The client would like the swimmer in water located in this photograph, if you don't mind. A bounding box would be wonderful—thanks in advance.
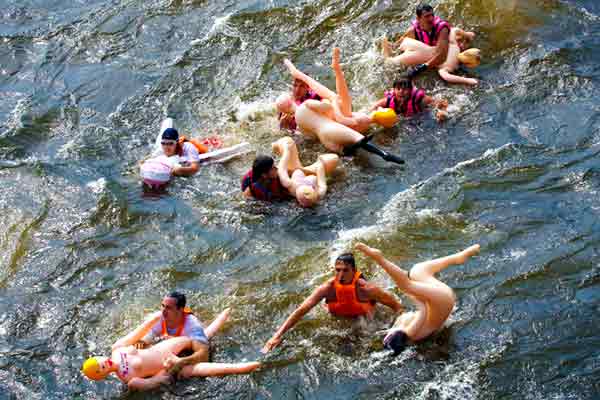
[279,47,385,133]
[241,155,292,202]
[370,76,449,122]
[271,136,339,207]
[354,242,480,355]
[384,4,452,78]
[276,50,404,164]
[262,252,404,353]
[157,128,203,176]
[82,294,260,391]
[382,27,480,86]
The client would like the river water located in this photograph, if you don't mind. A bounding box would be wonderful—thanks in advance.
[1,0,599,399]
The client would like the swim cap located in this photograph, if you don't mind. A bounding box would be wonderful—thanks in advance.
[384,330,408,356]
[82,357,108,381]
[162,127,179,141]
[371,108,397,128]
[457,48,481,68]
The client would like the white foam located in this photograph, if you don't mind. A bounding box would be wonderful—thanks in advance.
[510,249,527,259]
[330,144,516,259]
[416,362,480,400]
[235,98,276,121]
[1,96,30,138]
[86,177,107,194]
[191,13,235,44]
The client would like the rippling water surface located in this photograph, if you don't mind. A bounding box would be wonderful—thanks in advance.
[1,0,599,399]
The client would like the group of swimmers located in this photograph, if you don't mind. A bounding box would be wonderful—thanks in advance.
[83,243,481,391]
[240,4,480,208]
[89,3,483,392]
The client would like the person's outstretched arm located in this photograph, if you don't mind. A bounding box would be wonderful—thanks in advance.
[112,311,162,351]
[172,161,199,176]
[363,283,404,313]
[172,144,201,176]
[370,97,388,112]
[423,95,449,121]
[262,284,329,353]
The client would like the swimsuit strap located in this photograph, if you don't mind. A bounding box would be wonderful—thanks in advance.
[118,352,130,379]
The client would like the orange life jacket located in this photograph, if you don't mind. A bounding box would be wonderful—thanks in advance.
[161,307,193,338]
[327,271,375,317]
[177,136,209,155]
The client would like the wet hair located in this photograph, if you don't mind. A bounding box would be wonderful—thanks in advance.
[416,4,434,17]
[393,77,413,89]
[252,156,275,179]
[335,253,356,270]
[162,127,179,141]
[385,330,409,356]
[167,291,186,309]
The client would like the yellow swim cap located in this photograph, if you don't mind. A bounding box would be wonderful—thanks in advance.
[457,48,481,68]
[82,357,107,381]
[371,108,397,128]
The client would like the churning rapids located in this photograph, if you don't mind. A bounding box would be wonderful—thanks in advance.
[1,0,599,399]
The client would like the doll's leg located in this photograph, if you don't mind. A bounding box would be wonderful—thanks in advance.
[409,244,480,283]
[204,308,231,340]
[180,361,261,378]
[302,153,339,176]
[272,136,304,172]
[331,47,353,117]
[438,69,478,86]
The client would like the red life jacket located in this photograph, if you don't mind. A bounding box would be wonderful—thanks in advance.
[176,136,208,157]
[386,88,425,117]
[327,271,375,318]
[411,16,451,46]
[241,169,288,201]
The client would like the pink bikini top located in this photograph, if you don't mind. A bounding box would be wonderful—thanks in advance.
[293,173,317,190]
